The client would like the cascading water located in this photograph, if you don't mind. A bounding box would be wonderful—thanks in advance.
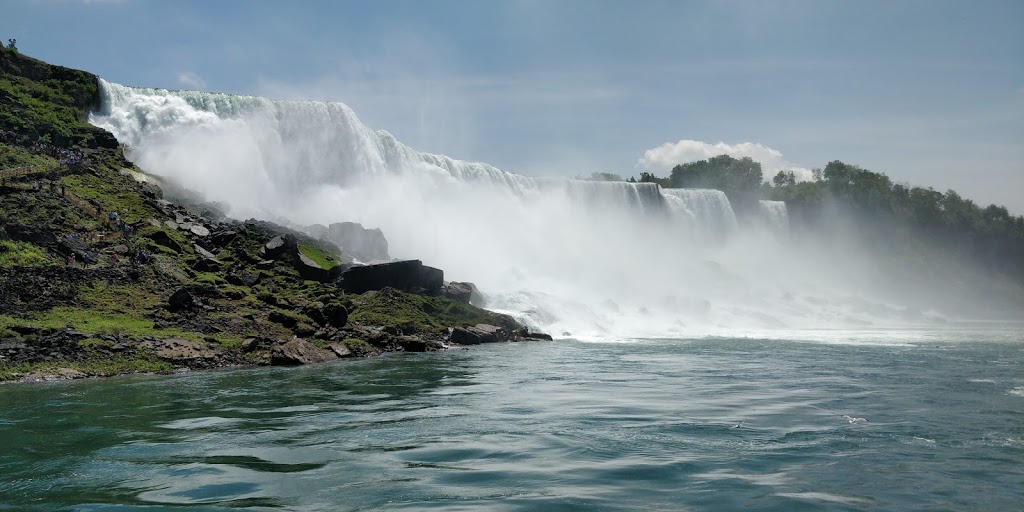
[90,80,968,336]
[758,200,789,232]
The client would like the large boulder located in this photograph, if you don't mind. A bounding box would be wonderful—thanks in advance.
[296,253,331,282]
[325,222,389,262]
[262,234,297,259]
[339,260,443,295]
[450,324,510,345]
[4,224,57,245]
[143,230,183,253]
[167,288,199,312]
[270,338,337,366]
[441,281,487,307]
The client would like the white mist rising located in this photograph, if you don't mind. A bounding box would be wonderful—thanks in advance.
[89,80,1002,338]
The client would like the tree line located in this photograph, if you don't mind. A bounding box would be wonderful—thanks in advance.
[580,155,1024,282]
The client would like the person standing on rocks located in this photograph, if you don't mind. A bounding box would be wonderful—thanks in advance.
[69,253,76,269]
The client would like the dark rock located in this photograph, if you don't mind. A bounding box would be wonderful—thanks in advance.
[4,224,57,245]
[140,181,163,199]
[210,230,237,248]
[339,260,443,295]
[516,327,553,341]
[325,222,390,262]
[449,323,509,345]
[167,288,199,312]
[303,303,327,326]
[262,234,297,259]
[240,337,275,352]
[268,310,299,328]
[255,259,275,270]
[441,281,486,306]
[296,253,331,282]
[144,230,183,253]
[191,258,221,272]
[270,338,337,366]
[322,302,348,328]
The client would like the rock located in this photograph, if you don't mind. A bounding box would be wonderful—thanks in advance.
[240,337,275,352]
[147,338,217,360]
[227,270,261,287]
[325,222,390,262]
[140,181,163,199]
[270,338,337,366]
[441,281,486,306]
[111,244,129,254]
[296,253,331,282]
[4,223,57,245]
[268,310,299,328]
[167,288,199,312]
[256,260,275,270]
[450,323,509,345]
[193,244,218,260]
[191,257,221,272]
[143,230,183,253]
[322,302,348,328]
[327,342,352,358]
[262,234,297,259]
[189,224,210,237]
[210,230,237,248]
[516,327,553,341]
[163,220,178,230]
[339,260,443,295]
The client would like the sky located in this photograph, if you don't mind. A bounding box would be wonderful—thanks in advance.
[5,0,1023,212]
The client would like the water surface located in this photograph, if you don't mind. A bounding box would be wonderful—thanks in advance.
[2,332,1022,511]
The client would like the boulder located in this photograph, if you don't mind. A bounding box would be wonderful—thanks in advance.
[270,338,337,366]
[167,288,199,312]
[325,222,390,262]
[210,230,237,248]
[143,230,183,253]
[449,323,510,345]
[322,302,348,328]
[441,281,486,306]
[339,260,443,295]
[189,224,210,237]
[262,234,298,259]
[296,253,331,282]
[327,342,352,358]
[140,181,163,199]
[4,224,57,245]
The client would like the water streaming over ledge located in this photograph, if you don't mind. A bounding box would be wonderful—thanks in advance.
[93,80,1011,337]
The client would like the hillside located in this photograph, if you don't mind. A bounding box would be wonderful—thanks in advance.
[0,47,545,383]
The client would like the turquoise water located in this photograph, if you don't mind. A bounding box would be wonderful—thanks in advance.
[1,333,1022,511]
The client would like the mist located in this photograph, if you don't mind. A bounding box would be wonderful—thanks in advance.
[89,80,1021,339]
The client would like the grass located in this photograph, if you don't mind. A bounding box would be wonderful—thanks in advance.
[0,356,173,381]
[61,173,163,225]
[298,242,339,269]
[0,143,57,170]
[0,308,203,341]
[0,239,50,267]
[347,289,518,335]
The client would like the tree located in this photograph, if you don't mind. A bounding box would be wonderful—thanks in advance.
[772,170,796,187]
[669,155,763,192]
[6,39,15,50]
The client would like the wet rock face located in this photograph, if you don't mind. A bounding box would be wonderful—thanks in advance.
[339,260,443,295]
[449,324,510,345]
[441,281,486,307]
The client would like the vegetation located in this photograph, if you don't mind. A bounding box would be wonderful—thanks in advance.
[0,239,49,267]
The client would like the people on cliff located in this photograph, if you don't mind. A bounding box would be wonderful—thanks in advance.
[68,253,76,269]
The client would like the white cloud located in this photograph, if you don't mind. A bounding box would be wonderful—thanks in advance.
[638,139,813,182]
[176,71,207,90]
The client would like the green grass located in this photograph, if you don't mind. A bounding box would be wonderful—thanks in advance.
[347,289,518,334]
[0,356,173,382]
[298,243,339,269]
[0,307,203,341]
[61,173,162,225]
[0,143,57,170]
[0,239,50,267]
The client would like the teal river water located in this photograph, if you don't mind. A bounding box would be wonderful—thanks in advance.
[1,332,1022,511]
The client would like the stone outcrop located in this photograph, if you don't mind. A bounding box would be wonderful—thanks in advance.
[449,324,511,345]
[4,223,57,245]
[270,338,337,366]
[441,281,486,306]
[339,259,443,295]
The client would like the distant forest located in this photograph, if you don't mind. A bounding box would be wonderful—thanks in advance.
[586,155,1024,284]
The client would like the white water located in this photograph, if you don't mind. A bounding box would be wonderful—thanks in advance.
[758,200,789,233]
[90,80,994,337]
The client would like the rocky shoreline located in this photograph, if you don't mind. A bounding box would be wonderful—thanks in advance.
[0,47,551,384]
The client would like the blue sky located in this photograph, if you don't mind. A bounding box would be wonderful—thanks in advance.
[5,0,1023,212]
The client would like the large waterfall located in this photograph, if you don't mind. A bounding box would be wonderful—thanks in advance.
[90,80,960,336]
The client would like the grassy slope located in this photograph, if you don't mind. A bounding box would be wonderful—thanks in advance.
[0,47,520,381]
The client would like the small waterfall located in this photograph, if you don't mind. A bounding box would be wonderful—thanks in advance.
[759,200,790,231]
[661,188,739,237]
